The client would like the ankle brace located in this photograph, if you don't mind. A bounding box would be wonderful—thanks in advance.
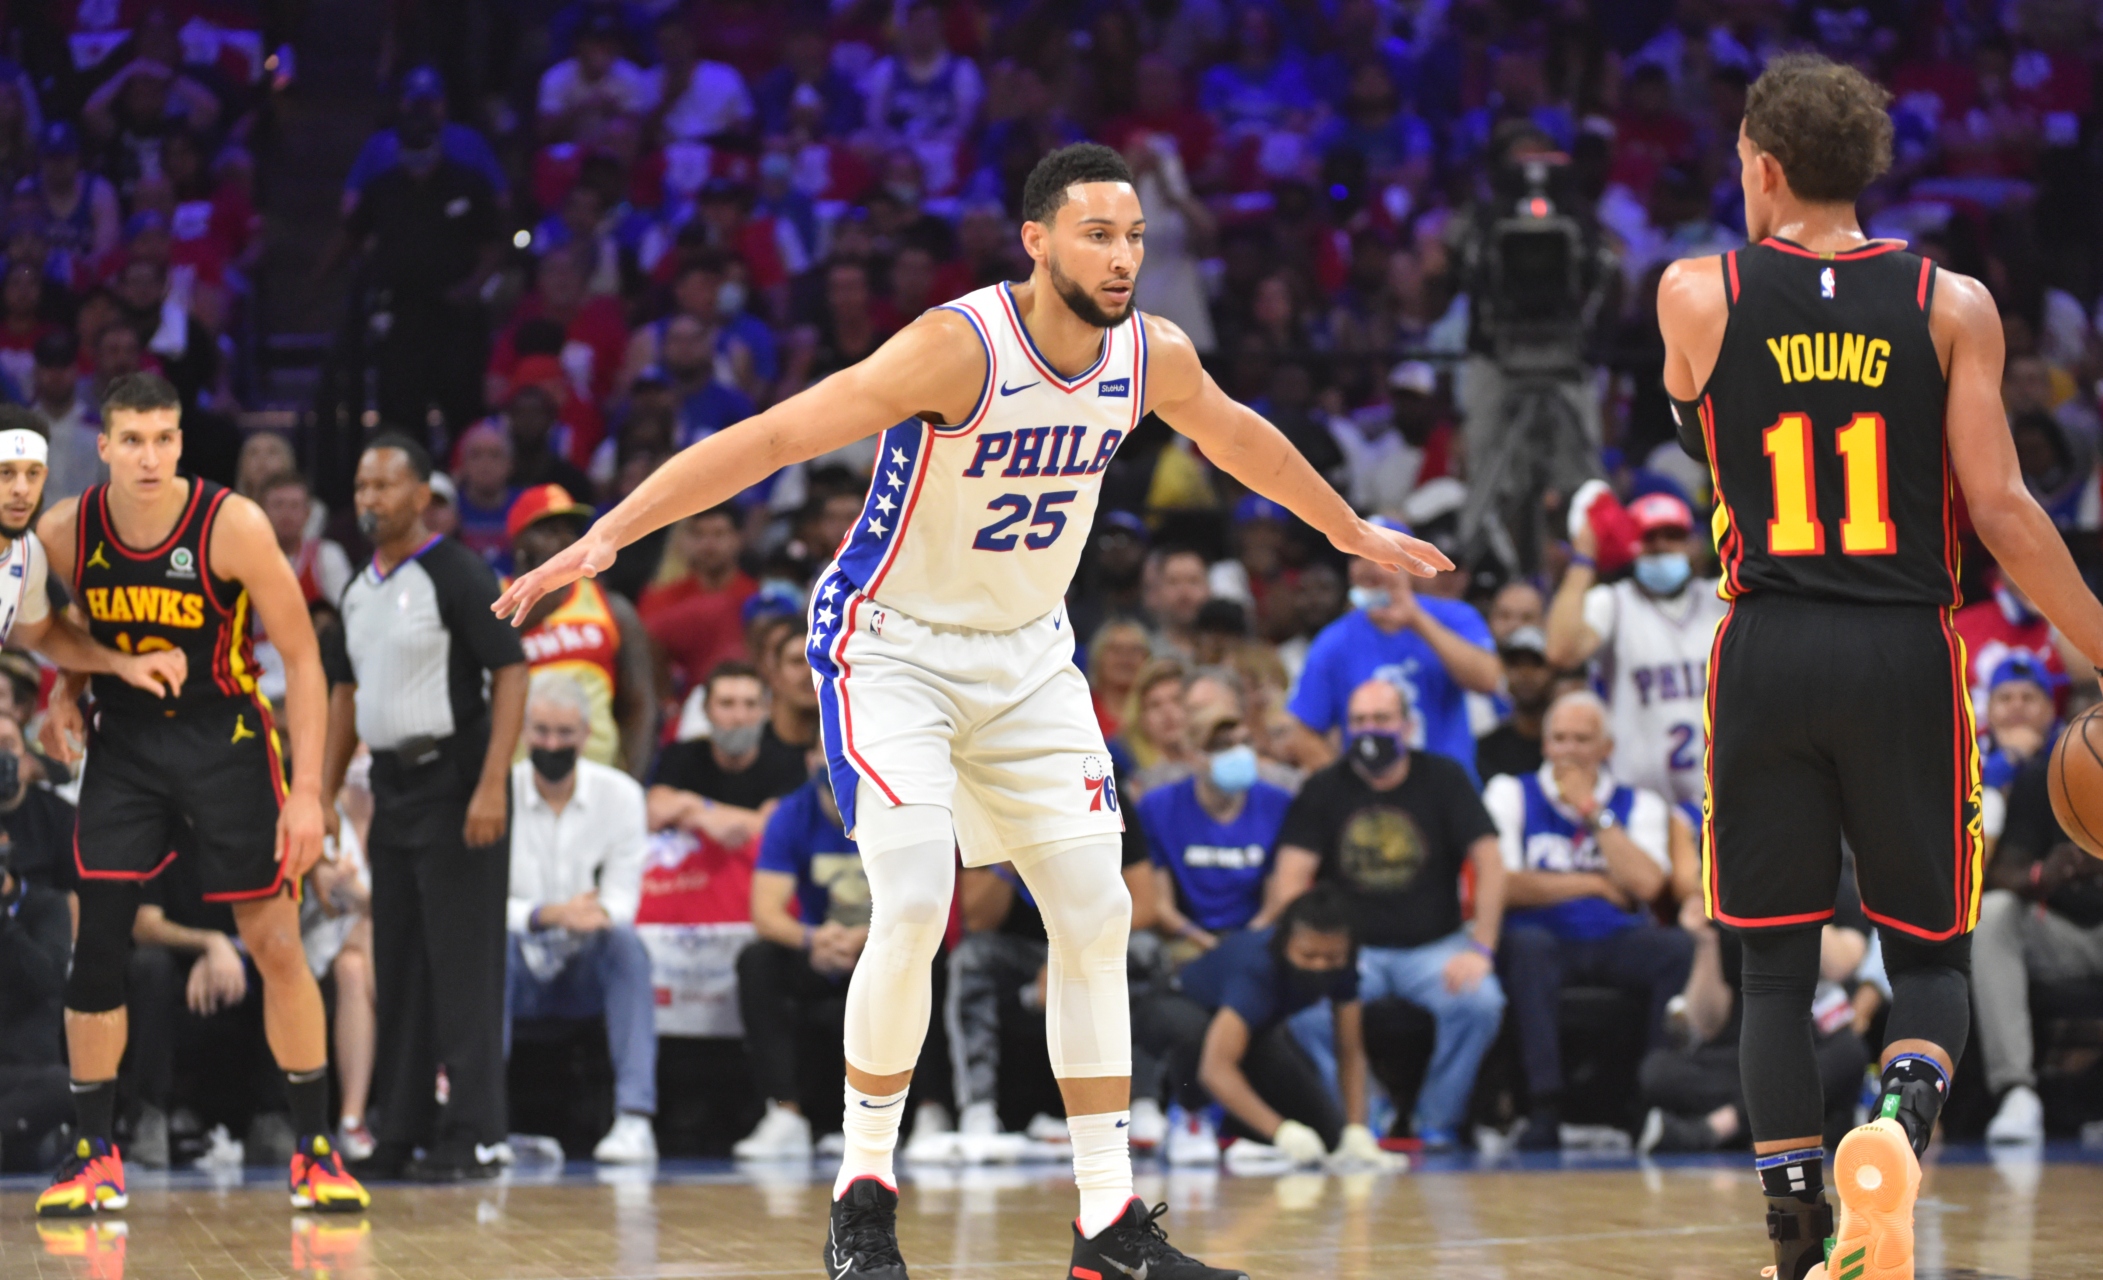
[1877,1053,1949,1156]
[1764,1195,1835,1280]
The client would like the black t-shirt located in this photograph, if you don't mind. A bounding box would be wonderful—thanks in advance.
[650,723,809,810]
[1276,752,1496,949]
[1475,722,1543,785]
[1998,753,2103,928]
[1,786,79,894]
[345,160,499,299]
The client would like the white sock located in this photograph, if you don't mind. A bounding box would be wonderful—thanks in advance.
[1069,1110,1135,1238]
[833,1084,909,1198]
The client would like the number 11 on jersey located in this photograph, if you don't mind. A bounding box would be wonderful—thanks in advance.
[1762,411,1897,557]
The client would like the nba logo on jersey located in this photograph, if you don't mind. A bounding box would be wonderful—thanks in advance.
[1081,755,1118,813]
[1820,267,1836,299]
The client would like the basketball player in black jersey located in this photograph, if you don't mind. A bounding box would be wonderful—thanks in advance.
[1658,55,2103,1280]
[32,374,370,1217]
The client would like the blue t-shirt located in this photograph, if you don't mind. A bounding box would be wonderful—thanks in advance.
[1177,928,1359,1036]
[1287,598,1496,786]
[755,781,869,927]
[1139,777,1293,933]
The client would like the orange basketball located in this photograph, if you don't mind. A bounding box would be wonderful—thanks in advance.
[2048,703,2103,858]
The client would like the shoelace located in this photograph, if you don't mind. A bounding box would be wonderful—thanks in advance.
[839,1197,904,1265]
[1108,1203,1196,1264]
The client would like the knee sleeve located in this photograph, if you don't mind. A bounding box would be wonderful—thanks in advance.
[1015,841,1132,1078]
[1736,926,1824,1144]
[843,816,955,1076]
[1877,927,1971,1068]
[65,882,143,1014]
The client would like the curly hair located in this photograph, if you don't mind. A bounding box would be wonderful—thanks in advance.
[1020,142,1135,226]
[1742,53,1893,204]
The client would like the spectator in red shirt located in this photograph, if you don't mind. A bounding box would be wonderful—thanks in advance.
[640,504,758,695]
[488,244,630,409]
[1954,565,2075,720]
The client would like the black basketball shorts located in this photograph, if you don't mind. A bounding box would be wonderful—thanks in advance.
[1702,593,1984,941]
[74,697,289,901]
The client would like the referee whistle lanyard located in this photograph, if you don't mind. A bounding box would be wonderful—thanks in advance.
[367,533,445,583]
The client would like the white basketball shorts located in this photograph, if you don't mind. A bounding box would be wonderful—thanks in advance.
[805,563,1126,866]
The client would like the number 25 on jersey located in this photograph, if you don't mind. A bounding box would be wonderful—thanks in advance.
[1761,412,1897,556]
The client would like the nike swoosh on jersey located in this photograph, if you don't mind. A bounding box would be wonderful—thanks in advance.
[999,380,1039,396]
[859,1098,904,1109]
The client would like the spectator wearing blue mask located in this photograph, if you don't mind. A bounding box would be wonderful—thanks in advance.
[1285,520,1502,785]
[1266,678,1507,1149]
[1141,687,1295,952]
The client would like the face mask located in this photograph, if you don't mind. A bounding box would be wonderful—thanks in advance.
[714,720,763,756]
[1348,730,1404,775]
[759,153,792,183]
[356,510,382,539]
[716,280,747,316]
[1206,743,1258,793]
[1282,961,1341,1002]
[529,746,577,782]
[1348,585,1391,613]
[1633,552,1692,596]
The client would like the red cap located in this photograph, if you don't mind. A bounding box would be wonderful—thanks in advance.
[510,355,567,398]
[507,483,595,542]
[1628,492,1693,535]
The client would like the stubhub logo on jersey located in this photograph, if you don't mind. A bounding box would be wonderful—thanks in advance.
[1097,376,1130,398]
[963,426,1125,479]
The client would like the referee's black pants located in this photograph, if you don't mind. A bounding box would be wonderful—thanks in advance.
[368,731,510,1152]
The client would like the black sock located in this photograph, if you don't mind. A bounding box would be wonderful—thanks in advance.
[71,1079,117,1143]
[1876,1053,1949,1156]
[287,1067,331,1142]
[1756,1146,1826,1203]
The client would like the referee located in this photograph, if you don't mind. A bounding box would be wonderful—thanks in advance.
[321,432,528,1180]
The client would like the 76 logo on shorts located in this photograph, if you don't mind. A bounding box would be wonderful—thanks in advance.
[1081,755,1118,814]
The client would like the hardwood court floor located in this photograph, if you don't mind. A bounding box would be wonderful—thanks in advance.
[4,1147,2099,1280]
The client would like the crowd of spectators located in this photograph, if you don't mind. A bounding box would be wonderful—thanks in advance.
[8,0,2103,1173]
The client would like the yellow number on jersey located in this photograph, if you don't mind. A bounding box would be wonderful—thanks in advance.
[1761,411,1896,557]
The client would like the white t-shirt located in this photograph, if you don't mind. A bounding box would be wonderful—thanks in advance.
[645,60,754,140]
[1581,578,1727,805]
[538,57,658,120]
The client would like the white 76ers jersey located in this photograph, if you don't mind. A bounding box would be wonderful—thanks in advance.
[0,532,50,643]
[1584,578,1725,805]
[830,283,1149,632]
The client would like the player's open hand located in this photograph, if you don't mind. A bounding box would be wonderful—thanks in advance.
[493,527,619,625]
[277,791,327,881]
[1331,518,1453,578]
[114,648,187,698]
[464,777,508,847]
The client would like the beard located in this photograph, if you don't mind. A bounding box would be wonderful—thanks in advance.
[0,509,35,541]
[1048,252,1131,329]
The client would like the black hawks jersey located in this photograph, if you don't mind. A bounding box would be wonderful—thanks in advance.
[1684,238,1958,606]
[73,478,260,716]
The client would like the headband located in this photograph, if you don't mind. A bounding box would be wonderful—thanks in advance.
[0,429,47,465]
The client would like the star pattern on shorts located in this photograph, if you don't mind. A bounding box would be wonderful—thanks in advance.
[874,493,897,515]
[820,581,839,601]
[884,470,904,490]
[867,517,889,538]
[890,447,910,468]
[815,606,836,627]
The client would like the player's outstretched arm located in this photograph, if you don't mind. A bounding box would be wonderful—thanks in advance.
[495,309,989,622]
[1940,270,2103,669]
[210,493,330,878]
[15,499,187,697]
[1142,313,1450,577]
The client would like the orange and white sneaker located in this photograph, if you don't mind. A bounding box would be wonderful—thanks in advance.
[36,1137,127,1218]
[1827,1119,1921,1280]
[289,1134,371,1213]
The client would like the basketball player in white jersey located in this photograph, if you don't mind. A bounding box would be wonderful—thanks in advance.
[1544,491,1726,805]
[498,145,1447,1280]
[0,409,190,714]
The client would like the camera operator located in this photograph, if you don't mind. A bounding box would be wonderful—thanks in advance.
[1447,121,1616,571]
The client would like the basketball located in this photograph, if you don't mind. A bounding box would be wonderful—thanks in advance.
[2048,704,2103,858]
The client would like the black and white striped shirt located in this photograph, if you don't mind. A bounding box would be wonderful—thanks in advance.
[322,535,525,751]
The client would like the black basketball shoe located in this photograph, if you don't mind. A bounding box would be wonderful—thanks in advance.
[824,1177,908,1279]
[1069,1198,1247,1280]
